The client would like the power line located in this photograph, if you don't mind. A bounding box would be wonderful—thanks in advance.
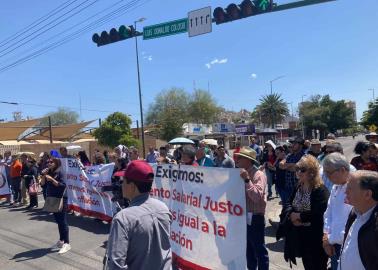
[0,0,78,47]
[0,0,100,59]
[0,0,150,73]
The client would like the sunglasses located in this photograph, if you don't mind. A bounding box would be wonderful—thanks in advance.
[296,167,307,173]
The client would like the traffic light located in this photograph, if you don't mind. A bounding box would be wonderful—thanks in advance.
[213,0,275,25]
[92,25,138,47]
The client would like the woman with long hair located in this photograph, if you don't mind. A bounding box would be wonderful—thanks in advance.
[40,158,70,254]
[278,155,330,269]
[350,141,378,171]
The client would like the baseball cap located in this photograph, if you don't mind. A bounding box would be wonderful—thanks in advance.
[113,160,154,183]
[289,137,305,145]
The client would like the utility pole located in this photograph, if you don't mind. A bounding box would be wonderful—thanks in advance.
[48,116,53,143]
[368,88,375,100]
[300,95,306,139]
[135,18,146,158]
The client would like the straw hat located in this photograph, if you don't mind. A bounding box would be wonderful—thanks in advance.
[234,147,258,163]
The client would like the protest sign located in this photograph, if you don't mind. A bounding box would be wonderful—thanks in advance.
[0,165,11,198]
[62,158,114,221]
[151,164,247,270]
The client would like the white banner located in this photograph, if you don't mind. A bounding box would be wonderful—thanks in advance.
[61,159,114,221]
[151,164,247,270]
[0,165,11,198]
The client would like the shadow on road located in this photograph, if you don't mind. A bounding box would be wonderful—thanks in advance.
[266,238,285,253]
[11,248,52,262]
[26,209,110,235]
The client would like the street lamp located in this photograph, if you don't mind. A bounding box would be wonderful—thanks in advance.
[368,88,375,100]
[134,17,146,158]
[270,75,285,95]
[300,95,307,139]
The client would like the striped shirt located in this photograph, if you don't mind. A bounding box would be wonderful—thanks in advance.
[245,167,267,215]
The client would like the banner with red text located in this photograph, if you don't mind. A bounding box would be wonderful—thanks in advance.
[0,165,11,198]
[62,159,114,221]
[151,164,247,270]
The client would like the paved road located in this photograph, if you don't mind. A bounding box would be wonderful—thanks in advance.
[0,135,362,270]
[0,198,108,270]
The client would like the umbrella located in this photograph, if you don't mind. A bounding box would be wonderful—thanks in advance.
[200,139,218,146]
[168,137,195,145]
[16,151,35,156]
[66,145,82,154]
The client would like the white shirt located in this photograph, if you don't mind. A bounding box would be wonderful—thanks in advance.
[323,183,353,245]
[338,206,376,270]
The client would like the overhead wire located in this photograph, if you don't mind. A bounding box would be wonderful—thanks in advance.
[1,0,129,64]
[0,0,150,73]
[0,0,79,48]
[0,0,100,59]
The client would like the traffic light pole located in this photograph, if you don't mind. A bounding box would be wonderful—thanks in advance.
[134,21,146,159]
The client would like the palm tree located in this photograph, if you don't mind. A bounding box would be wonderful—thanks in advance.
[258,93,289,128]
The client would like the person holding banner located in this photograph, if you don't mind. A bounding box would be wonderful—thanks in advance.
[106,160,172,270]
[10,154,22,206]
[235,147,269,270]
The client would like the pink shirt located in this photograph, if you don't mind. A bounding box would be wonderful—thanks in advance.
[245,167,267,215]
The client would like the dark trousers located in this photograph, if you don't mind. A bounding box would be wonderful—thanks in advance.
[11,177,21,203]
[299,228,328,270]
[247,215,269,270]
[25,177,38,207]
[53,204,69,244]
[330,244,341,270]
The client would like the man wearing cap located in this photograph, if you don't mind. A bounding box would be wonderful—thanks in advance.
[308,139,322,158]
[235,147,269,270]
[214,145,235,168]
[106,160,172,270]
[279,137,305,205]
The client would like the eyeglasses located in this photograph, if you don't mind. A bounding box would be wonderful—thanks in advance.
[296,167,307,173]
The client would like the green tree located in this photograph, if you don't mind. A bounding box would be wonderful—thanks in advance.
[187,89,220,124]
[256,93,289,128]
[361,98,378,128]
[145,88,189,141]
[93,112,139,148]
[40,107,79,126]
[299,95,354,137]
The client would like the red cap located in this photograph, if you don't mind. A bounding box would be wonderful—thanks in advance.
[113,160,154,183]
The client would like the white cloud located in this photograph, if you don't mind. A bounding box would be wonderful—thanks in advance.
[206,58,228,69]
[250,73,257,79]
[143,55,153,61]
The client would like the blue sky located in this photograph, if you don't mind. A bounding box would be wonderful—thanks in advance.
[0,0,377,127]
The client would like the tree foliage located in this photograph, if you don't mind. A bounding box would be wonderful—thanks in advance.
[93,112,139,148]
[299,95,354,136]
[145,88,220,141]
[361,98,378,128]
[187,90,220,124]
[40,107,79,126]
[252,93,289,128]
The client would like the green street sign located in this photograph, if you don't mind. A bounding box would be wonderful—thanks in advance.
[143,18,188,40]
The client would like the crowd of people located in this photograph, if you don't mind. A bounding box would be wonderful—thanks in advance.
[0,132,377,269]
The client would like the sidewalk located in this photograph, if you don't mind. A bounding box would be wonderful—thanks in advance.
[265,197,304,270]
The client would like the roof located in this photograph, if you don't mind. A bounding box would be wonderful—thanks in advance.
[26,120,95,141]
[0,119,41,140]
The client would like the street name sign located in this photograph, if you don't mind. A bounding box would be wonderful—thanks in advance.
[143,18,188,40]
[188,7,212,37]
